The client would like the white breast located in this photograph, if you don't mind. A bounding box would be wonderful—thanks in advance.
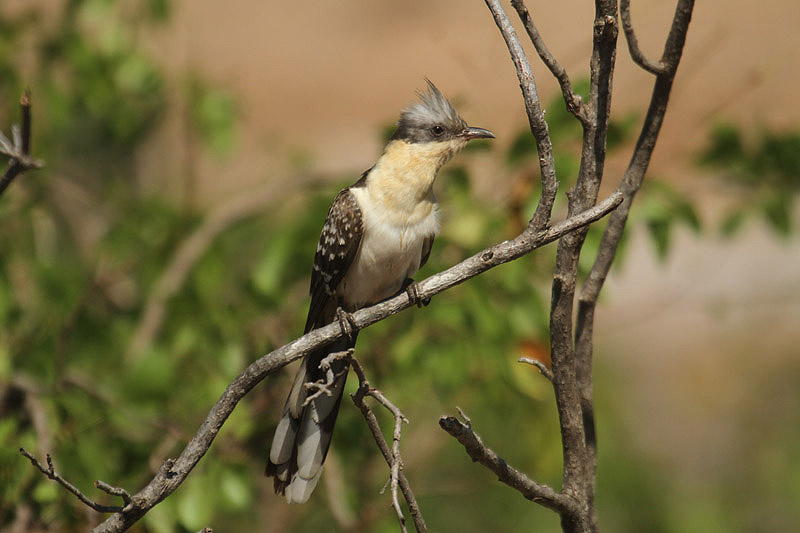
[339,185,439,309]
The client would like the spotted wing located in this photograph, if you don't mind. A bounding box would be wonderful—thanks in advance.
[304,187,364,333]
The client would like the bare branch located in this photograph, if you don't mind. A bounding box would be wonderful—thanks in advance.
[620,0,668,75]
[544,6,619,525]
[510,0,590,124]
[350,357,418,533]
[484,0,558,231]
[0,91,44,197]
[518,357,554,383]
[438,410,575,514]
[582,0,695,309]
[94,481,132,506]
[302,349,353,407]
[19,449,124,513]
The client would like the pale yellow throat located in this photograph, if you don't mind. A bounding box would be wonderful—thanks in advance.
[367,138,466,219]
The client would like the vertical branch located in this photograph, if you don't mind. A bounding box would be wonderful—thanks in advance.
[575,1,694,530]
[548,5,618,531]
[484,0,558,231]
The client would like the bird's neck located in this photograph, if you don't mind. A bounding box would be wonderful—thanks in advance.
[366,139,464,214]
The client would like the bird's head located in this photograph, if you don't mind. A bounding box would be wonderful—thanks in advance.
[390,79,495,153]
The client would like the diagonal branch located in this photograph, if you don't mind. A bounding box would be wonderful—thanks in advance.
[510,0,590,125]
[19,449,125,513]
[23,189,622,533]
[0,91,44,197]
[518,356,554,383]
[439,409,575,514]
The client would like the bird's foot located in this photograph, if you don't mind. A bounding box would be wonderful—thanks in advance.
[403,278,430,308]
[335,307,358,342]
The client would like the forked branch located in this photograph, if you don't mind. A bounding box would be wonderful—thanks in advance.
[350,356,423,533]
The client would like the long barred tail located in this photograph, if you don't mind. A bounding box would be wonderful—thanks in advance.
[266,335,354,503]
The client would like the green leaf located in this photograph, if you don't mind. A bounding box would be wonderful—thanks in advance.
[32,479,59,504]
[506,129,537,166]
[220,469,252,510]
[698,123,744,168]
[146,0,172,21]
[188,79,238,156]
[607,112,639,152]
[646,218,671,260]
[720,210,748,237]
[761,193,792,236]
[144,494,179,533]
[177,473,215,530]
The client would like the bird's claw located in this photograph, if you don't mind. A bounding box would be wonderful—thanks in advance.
[404,279,430,308]
[335,307,358,342]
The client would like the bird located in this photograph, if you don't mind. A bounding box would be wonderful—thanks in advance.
[265,79,495,504]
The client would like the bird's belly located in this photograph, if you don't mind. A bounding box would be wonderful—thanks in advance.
[338,221,429,309]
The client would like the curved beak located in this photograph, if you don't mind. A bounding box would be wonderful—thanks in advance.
[460,126,495,141]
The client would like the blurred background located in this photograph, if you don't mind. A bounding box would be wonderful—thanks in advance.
[1,1,799,532]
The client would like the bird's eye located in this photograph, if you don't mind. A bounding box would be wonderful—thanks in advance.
[431,125,445,136]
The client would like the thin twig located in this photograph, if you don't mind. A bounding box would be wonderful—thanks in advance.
[510,0,590,124]
[438,410,575,514]
[518,357,554,383]
[302,349,353,407]
[94,481,133,505]
[620,0,668,75]
[0,91,44,197]
[19,449,124,513]
[484,0,559,231]
[351,357,419,533]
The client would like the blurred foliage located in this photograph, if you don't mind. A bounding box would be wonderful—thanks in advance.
[1,4,798,532]
[699,123,800,237]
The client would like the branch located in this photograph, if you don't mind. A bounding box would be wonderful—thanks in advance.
[484,0,558,231]
[545,3,618,521]
[579,0,694,355]
[19,449,126,513]
[0,91,44,197]
[438,409,575,514]
[510,0,590,124]
[518,357,554,383]
[581,0,695,309]
[20,191,620,533]
[350,357,423,533]
[619,0,668,75]
[302,349,353,407]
